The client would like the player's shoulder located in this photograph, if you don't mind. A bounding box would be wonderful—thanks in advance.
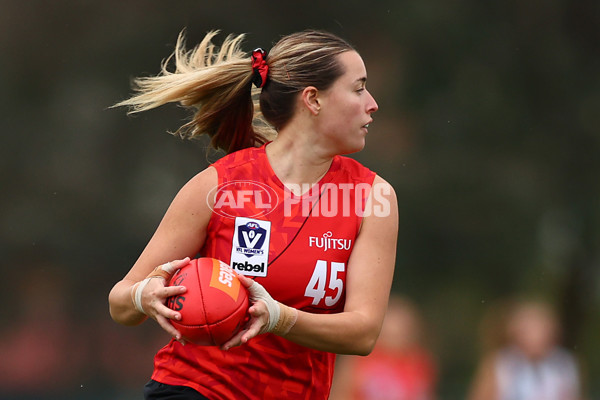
[372,174,396,194]
[211,146,263,171]
[335,155,375,182]
[334,157,394,194]
[177,166,218,203]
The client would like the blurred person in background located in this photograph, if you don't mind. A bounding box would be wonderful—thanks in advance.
[468,299,582,400]
[0,265,87,400]
[329,295,437,400]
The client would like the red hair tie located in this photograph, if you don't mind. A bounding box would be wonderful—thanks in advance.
[251,48,268,88]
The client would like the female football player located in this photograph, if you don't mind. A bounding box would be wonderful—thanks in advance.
[109,29,398,400]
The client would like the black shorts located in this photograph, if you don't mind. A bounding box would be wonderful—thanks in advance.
[144,380,210,400]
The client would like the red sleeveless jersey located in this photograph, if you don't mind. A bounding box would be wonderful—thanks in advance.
[151,144,376,400]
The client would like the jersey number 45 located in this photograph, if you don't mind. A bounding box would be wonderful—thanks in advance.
[304,260,345,307]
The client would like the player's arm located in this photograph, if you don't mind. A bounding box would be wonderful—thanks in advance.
[286,175,397,354]
[108,167,216,334]
[226,175,398,355]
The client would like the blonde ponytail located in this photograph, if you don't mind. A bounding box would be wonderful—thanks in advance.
[114,30,274,153]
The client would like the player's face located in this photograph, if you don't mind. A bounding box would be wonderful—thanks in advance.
[317,51,378,155]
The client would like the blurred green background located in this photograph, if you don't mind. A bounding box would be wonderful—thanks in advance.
[1,0,598,399]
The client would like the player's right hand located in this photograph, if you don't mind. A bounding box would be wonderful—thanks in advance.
[134,258,190,344]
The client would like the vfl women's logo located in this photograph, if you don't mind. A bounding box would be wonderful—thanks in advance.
[237,222,267,258]
[230,217,271,278]
[308,231,352,252]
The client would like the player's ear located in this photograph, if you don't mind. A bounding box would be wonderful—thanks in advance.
[301,86,320,116]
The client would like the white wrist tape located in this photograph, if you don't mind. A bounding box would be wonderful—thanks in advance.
[133,278,151,315]
[246,280,298,335]
[247,280,280,332]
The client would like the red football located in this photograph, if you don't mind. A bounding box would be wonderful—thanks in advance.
[166,258,249,346]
